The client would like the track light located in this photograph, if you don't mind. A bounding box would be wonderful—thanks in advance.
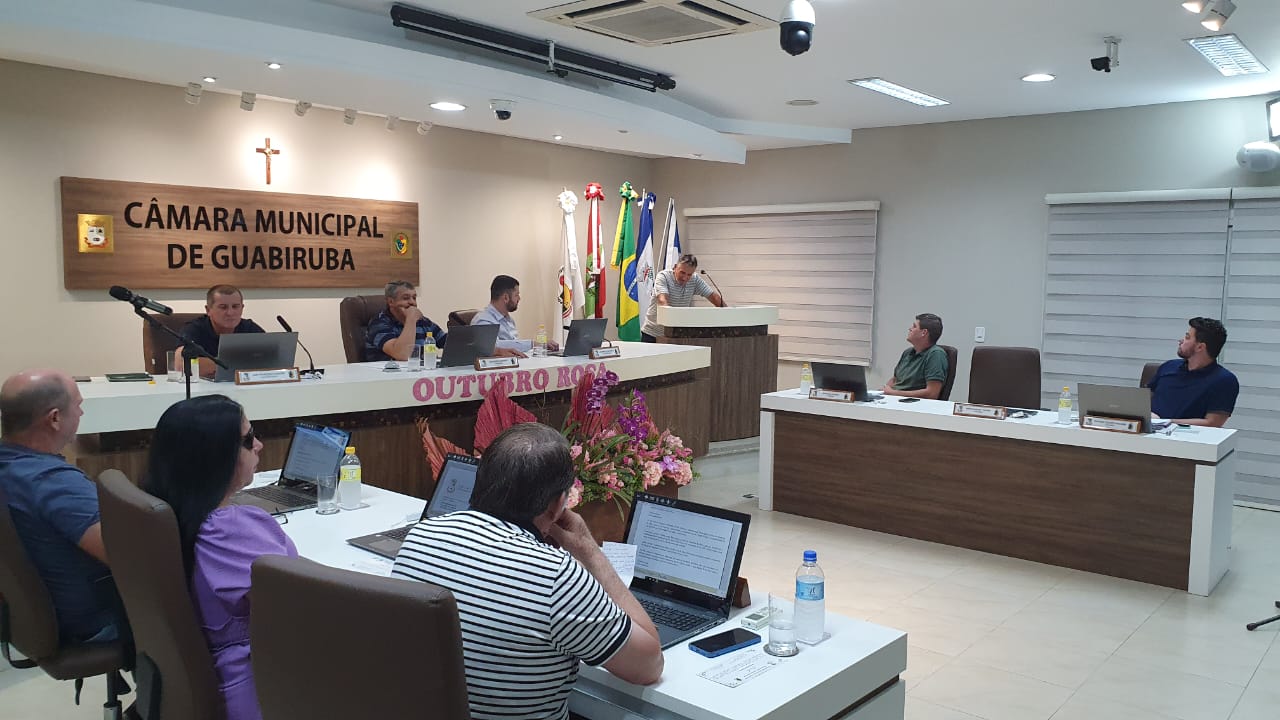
[416,121,433,136]
[1201,0,1236,31]
[294,100,312,117]
[385,115,400,131]
[343,108,357,125]
[239,91,256,111]
[1181,0,1206,12]
[184,82,202,105]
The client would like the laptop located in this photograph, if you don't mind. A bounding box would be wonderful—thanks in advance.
[1077,383,1153,433]
[232,423,351,513]
[811,362,871,401]
[346,453,480,559]
[438,324,500,368]
[212,332,299,382]
[623,492,751,649]
[550,318,607,357]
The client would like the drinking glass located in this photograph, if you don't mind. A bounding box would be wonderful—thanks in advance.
[764,593,798,657]
[405,343,425,372]
[166,350,182,382]
[315,474,339,515]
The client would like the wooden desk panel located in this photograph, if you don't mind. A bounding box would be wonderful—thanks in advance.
[662,334,777,441]
[772,411,1198,590]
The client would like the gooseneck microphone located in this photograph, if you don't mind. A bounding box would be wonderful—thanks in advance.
[108,285,173,315]
[277,315,320,377]
[699,270,727,306]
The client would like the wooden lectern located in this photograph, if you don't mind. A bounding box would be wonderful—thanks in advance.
[657,305,779,441]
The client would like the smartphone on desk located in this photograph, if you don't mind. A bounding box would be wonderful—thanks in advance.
[689,628,761,658]
[898,397,921,403]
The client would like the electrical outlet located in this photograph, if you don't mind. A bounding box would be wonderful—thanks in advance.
[975,326,986,343]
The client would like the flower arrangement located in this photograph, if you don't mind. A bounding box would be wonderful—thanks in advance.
[562,369,696,514]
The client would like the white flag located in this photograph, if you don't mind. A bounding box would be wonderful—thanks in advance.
[635,192,658,330]
[660,197,682,272]
[557,190,586,344]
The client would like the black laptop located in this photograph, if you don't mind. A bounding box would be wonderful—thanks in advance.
[438,325,500,368]
[624,493,751,649]
[346,453,480,559]
[811,362,871,401]
[213,332,298,382]
[550,318,607,357]
[232,423,351,513]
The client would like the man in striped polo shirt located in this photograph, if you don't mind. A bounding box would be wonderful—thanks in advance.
[641,254,725,342]
[392,424,664,719]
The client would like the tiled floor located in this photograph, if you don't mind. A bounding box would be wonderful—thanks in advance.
[3,450,1278,720]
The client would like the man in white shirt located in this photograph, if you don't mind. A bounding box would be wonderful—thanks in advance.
[471,275,559,355]
[641,254,725,342]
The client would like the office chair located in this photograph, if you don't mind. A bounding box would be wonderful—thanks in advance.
[938,344,958,401]
[1139,361,1162,389]
[447,308,482,328]
[1246,602,1280,631]
[0,487,130,719]
[97,471,223,720]
[969,346,1042,409]
[338,294,388,363]
[140,313,203,375]
[251,555,471,720]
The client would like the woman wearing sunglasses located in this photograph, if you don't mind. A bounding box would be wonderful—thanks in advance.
[143,395,297,720]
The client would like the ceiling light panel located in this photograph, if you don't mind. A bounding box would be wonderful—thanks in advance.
[1186,34,1269,76]
[848,78,950,107]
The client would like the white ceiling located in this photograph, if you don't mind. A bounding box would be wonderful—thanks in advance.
[3,0,1279,162]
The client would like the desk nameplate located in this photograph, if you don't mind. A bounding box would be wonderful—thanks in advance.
[235,368,301,385]
[474,356,519,371]
[953,403,1007,420]
[1082,414,1143,434]
[809,388,854,403]
[590,345,621,360]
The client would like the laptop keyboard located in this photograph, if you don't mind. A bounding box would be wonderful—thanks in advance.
[380,525,414,542]
[244,485,309,505]
[637,597,706,630]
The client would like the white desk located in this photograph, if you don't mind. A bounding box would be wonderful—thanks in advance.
[282,485,907,720]
[760,390,1236,595]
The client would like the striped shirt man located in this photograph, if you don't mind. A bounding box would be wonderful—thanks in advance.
[641,268,716,339]
[392,510,631,720]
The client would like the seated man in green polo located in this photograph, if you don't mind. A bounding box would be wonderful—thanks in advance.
[882,313,948,400]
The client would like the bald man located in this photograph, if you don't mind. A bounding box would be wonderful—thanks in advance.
[0,370,119,644]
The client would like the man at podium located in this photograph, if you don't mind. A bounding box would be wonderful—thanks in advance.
[640,254,725,342]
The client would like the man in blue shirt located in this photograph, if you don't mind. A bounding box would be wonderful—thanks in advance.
[0,369,119,644]
[1149,317,1239,428]
[471,275,559,356]
[364,280,450,362]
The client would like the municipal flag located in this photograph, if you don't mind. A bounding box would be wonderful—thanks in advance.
[584,182,606,319]
[557,189,586,342]
[635,192,658,332]
[660,197,682,271]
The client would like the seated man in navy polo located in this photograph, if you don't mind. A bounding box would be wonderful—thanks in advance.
[883,313,948,400]
[180,284,265,378]
[364,280,450,362]
[1149,317,1239,428]
[0,369,122,645]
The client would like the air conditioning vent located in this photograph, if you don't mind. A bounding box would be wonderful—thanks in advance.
[531,0,772,46]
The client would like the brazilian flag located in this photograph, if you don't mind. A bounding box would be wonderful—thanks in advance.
[610,182,640,341]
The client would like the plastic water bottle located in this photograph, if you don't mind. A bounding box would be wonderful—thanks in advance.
[338,446,362,510]
[423,332,438,369]
[1058,386,1072,424]
[799,362,813,393]
[534,323,548,357]
[794,550,825,645]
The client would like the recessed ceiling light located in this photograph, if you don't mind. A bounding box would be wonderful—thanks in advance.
[785,99,819,106]
[202,76,217,84]
[1021,73,1055,83]
[552,134,563,141]
[265,61,282,70]
[848,78,950,107]
[429,101,466,112]
[1186,34,1269,76]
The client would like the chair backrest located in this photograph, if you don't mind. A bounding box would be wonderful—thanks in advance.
[968,346,1043,409]
[0,487,59,660]
[938,344,959,401]
[251,555,470,720]
[338,295,388,363]
[141,313,205,375]
[1139,361,1162,388]
[96,470,222,720]
[447,309,482,328]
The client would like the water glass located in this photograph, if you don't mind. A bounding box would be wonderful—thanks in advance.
[315,474,339,515]
[764,593,798,657]
[404,343,424,372]
[166,350,182,382]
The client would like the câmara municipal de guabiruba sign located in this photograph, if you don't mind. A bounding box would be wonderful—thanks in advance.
[60,177,419,290]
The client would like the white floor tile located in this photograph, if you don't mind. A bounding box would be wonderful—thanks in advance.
[867,606,997,658]
[912,662,1072,720]
[956,627,1111,690]
[1114,614,1273,686]
[903,645,953,689]
[1049,692,1181,720]
[905,696,985,720]
[1074,655,1245,720]
[1229,668,1280,720]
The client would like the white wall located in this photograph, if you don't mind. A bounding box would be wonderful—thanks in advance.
[0,60,652,380]
[654,97,1280,400]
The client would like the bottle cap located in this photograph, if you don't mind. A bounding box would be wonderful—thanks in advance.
[803,549,817,562]
[1062,386,1069,391]
[345,446,356,454]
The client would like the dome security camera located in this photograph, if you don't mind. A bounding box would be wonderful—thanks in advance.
[779,0,815,57]
[490,99,516,121]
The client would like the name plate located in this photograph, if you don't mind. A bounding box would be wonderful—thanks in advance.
[953,402,1008,420]
[475,356,519,371]
[590,345,622,359]
[809,387,853,402]
[1081,414,1143,434]
[235,368,301,386]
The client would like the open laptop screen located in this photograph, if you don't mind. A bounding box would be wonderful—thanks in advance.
[625,496,746,601]
[425,456,479,518]
[281,424,350,483]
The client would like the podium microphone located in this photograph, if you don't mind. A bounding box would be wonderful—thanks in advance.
[108,285,173,315]
[699,270,726,306]
[277,315,323,378]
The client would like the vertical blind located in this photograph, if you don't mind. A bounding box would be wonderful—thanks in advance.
[683,202,880,365]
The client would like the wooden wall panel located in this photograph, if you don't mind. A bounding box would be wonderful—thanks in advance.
[662,335,776,440]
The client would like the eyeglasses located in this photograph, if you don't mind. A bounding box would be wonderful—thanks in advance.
[242,426,258,450]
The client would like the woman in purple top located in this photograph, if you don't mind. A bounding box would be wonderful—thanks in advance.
[142,395,297,720]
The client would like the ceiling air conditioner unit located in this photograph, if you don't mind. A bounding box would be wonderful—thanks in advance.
[531,0,773,46]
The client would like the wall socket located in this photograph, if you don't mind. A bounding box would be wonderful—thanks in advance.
[974,326,986,343]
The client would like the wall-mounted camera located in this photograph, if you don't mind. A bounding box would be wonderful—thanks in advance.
[490,99,516,121]
[1091,36,1120,73]
[780,0,815,57]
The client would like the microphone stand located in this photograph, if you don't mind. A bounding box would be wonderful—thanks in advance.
[700,270,728,307]
[133,306,226,400]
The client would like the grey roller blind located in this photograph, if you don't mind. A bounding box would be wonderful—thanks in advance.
[1224,193,1280,504]
[683,204,879,364]
[1041,197,1230,409]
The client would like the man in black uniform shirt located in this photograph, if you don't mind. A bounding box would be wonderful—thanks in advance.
[179,284,265,378]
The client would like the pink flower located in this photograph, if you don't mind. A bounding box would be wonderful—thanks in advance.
[566,479,583,508]
[642,461,663,489]
[569,444,583,460]
[672,461,693,486]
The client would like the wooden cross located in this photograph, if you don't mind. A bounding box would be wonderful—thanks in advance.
[256,138,280,185]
